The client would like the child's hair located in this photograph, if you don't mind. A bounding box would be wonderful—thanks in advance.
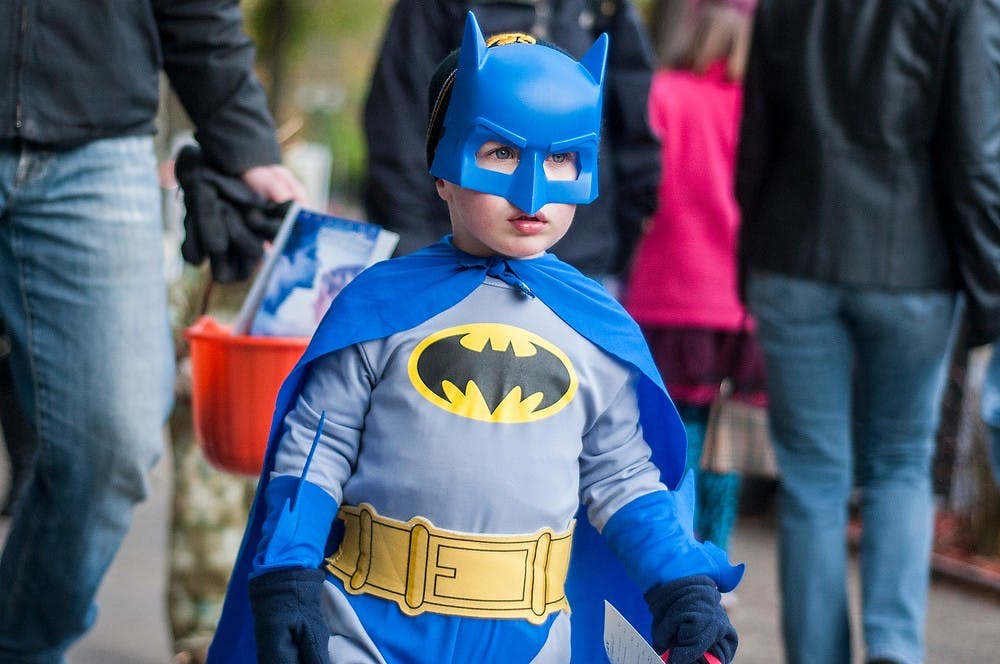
[647,0,755,81]
[424,32,566,168]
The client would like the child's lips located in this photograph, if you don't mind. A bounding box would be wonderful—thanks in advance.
[509,213,546,234]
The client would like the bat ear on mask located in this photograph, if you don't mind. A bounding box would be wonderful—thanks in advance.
[458,10,489,74]
[580,32,609,87]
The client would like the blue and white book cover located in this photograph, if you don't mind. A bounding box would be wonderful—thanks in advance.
[233,205,398,337]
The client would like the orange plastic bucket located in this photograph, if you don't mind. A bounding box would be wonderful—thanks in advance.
[184,315,308,476]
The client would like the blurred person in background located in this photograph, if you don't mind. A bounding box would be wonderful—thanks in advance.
[736,1,1000,663]
[624,0,764,596]
[363,0,661,294]
[0,2,303,661]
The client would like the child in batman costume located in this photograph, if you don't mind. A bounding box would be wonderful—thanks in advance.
[208,14,743,664]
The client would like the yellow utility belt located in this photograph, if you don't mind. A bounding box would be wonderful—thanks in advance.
[325,503,573,624]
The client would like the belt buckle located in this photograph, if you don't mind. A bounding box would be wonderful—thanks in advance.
[405,526,553,618]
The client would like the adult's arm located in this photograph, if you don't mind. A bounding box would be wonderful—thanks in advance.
[154,0,281,175]
[938,0,1000,346]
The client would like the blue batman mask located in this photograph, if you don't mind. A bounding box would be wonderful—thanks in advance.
[429,12,608,214]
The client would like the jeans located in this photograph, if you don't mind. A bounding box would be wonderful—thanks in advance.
[0,136,174,663]
[746,272,958,664]
[1,315,36,516]
[982,347,1000,486]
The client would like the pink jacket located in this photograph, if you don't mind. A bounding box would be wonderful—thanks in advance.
[624,64,748,330]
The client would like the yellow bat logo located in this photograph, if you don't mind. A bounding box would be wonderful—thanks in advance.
[408,323,577,423]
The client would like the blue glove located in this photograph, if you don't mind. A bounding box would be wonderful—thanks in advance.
[248,567,330,664]
[645,574,737,664]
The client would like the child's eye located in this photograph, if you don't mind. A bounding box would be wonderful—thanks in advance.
[543,152,579,181]
[493,146,516,161]
[475,141,520,174]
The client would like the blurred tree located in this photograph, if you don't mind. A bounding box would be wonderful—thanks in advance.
[245,0,395,207]
[246,0,306,122]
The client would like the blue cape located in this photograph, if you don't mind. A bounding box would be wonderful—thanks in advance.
[207,239,687,663]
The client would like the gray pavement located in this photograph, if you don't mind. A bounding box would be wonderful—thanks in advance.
[3,446,1000,662]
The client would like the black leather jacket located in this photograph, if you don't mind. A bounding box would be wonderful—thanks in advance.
[363,0,660,277]
[0,0,279,173]
[737,0,1000,332]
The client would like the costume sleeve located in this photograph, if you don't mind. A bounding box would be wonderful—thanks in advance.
[153,0,281,174]
[601,1,661,273]
[579,370,666,530]
[937,0,1000,346]
[601,481,744,594]
[581,370,744,594]
[251,344,375,575]
[362,0,454,253]
[272,344,376,502]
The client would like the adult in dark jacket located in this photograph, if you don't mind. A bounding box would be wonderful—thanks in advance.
[736,1,1000,663]
[0,2,304,660]
[363,0,660,285]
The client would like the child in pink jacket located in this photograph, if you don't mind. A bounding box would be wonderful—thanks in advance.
[625,0,765,585]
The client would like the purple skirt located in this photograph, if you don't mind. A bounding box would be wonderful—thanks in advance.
[642,326,768,408]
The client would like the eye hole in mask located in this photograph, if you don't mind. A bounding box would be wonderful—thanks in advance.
[475,141,580,182]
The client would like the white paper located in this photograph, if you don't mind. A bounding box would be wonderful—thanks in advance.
[603,601,664,664]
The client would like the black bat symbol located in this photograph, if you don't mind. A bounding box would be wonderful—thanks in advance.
[415,333,571,413]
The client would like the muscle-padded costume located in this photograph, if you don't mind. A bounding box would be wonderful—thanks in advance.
[207,15,741,663]
[207,240,742,663]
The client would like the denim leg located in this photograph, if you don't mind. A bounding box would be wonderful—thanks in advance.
[0,316,37,516]
[982,347,1000,486]
[0,137,174,663]
[746,272,854,664]
[849,291,957,664]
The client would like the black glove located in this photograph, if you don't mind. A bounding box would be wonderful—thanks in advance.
[248,567,330,664]
[174,144,291,283]
[645,575,738,664]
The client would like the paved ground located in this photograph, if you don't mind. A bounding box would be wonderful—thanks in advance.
[3,448,1000,663]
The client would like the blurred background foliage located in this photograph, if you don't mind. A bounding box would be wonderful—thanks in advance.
[243,0,396,210]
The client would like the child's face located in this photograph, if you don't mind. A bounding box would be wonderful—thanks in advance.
[436,141,577,259]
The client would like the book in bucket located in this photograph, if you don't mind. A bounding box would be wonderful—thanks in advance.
[185,204,398,474]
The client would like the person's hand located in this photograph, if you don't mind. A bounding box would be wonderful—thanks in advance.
[242,164,309,206]
[175,145,297,283]
[646,575,737,664]
[248,567,329,664]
